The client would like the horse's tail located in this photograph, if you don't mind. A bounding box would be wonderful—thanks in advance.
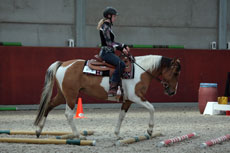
[34,61,62,126]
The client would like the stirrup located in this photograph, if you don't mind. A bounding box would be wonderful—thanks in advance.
[108,82,118,97]
[108,88,117,97]
[108,93,116,97]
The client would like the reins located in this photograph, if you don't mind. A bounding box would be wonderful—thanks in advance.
[133,60,162,82]
[124,53,167,86]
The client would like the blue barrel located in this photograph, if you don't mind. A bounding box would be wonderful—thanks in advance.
[198,83,218,114]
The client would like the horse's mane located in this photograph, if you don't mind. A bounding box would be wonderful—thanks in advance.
[135,55,162,72]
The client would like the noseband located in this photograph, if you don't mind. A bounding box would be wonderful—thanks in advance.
[149,73,169,90]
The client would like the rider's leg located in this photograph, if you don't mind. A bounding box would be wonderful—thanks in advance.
[108,58,125,96]
[100,52,125,96]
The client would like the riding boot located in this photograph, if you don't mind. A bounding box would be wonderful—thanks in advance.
[108,82,119,97]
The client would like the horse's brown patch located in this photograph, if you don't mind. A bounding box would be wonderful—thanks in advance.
[121,100,133,112]
[61,60,108,109]
[81,75,108,100]
[135,72,152,101]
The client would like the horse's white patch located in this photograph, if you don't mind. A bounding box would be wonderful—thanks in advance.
[100,77,110,92]
[135,55,162,72]
[56,61,78,91]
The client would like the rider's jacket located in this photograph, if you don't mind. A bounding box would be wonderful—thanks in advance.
[99,21,126,53]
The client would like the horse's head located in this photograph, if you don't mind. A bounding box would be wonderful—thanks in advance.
[160,58,181,96]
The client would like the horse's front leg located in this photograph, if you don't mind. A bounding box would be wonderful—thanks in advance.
[114,101,132,139]
[138,101,155,136]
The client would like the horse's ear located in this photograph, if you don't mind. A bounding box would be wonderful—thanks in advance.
[175,58,180,63]
[171,58,181,71]
[171,58,180,65]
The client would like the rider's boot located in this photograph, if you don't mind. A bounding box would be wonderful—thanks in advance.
[108,82,119,97]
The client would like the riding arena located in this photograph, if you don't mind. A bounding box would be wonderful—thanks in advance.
[1,1,230,153]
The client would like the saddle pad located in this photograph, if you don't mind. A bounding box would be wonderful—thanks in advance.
[83,61,109,76]
[83,60,135,79]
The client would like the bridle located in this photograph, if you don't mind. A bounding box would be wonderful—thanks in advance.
[134,61,169,89]
[125,53,170,90]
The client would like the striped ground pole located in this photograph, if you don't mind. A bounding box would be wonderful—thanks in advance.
[157,132,197,147]
[200,134,230,148]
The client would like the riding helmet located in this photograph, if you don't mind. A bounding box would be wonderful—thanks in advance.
[103,7,118,18]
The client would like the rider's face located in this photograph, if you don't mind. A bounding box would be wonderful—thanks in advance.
[111,15,117,23]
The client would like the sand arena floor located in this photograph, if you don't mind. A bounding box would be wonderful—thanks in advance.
[0,105,230,153]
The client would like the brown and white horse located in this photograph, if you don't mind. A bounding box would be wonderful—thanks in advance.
[34,55,181,139]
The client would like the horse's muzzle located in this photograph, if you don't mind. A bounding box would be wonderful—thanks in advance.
[164,88,176,96]
[168,91,175,96]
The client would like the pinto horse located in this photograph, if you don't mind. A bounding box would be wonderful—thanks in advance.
[34,55,181,139]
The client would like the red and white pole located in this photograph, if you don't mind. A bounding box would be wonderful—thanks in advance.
[201,134,230,148]
[157,132,196,147]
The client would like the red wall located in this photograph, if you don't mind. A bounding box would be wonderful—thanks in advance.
[0,46,230,105]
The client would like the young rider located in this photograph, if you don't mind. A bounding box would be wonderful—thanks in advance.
[97,7,130,97]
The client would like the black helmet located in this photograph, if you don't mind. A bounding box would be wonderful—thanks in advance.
[103,7,118,19]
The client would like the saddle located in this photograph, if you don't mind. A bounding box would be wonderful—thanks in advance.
[83,54,135,79]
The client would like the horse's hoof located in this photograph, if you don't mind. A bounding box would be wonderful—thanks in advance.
[116,136,123,140]
[147,130,153,136]
[35,131,40,138]
[115,131,121,140]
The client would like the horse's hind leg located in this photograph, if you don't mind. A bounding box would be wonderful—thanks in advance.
[60,94,82,139]
[62,102,80,139]
[114,100,132,139]
[36,89,65,137]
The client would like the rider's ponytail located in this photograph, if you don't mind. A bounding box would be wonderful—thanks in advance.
[97,18,105,30]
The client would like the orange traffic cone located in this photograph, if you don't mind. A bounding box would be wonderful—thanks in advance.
[74,97,87,119]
